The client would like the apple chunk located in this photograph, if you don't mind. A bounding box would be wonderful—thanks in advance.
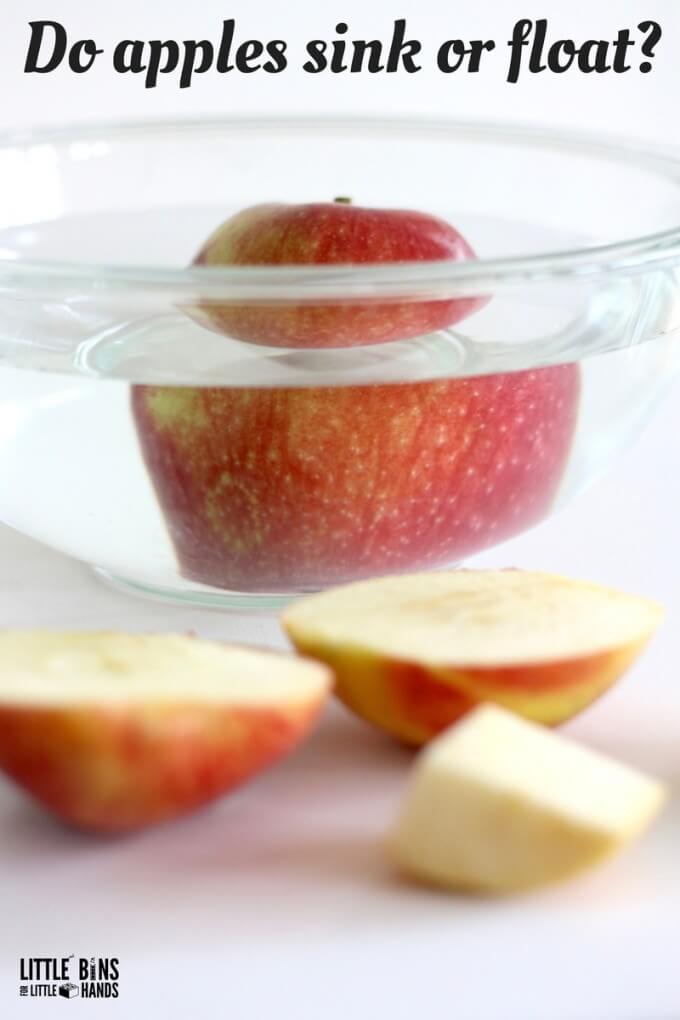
[0,631,331,832]
[282,571,663,744]
[389,705,667,893]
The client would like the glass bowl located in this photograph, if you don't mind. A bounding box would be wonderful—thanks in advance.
[0,116,679,609]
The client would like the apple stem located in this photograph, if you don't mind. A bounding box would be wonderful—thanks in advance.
[333,196,352,204]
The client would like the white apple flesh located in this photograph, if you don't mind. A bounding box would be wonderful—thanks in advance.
[389,704,667,893]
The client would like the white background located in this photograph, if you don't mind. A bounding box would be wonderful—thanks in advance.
[1,3,680,1020]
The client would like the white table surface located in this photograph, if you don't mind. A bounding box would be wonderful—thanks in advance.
[1,391,680,1020]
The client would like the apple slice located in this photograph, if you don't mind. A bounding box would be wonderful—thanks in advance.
[282,571,663,744]
[389,704,667,893]
[0,631,331,832]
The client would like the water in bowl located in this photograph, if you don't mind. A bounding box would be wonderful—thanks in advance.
[0,209,677,606]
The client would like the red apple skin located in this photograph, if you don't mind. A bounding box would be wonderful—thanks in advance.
[192,202,486,348]
[0,698,325,832]
[285,638,649,746]
[131,365,580,593]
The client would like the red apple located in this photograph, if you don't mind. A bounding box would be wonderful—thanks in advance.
[283,571,663,744]
[0,631,331,832]
[132,366,580,593]
[192,200,485,348]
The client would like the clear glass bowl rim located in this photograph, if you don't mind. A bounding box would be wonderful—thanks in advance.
[2,114,680,301]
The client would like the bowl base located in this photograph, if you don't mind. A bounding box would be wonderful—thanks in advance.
[92,567,299,612]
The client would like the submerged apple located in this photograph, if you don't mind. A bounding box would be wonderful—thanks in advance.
[192,199,485,348]
[133,201,579,593]
[132,367,580,592]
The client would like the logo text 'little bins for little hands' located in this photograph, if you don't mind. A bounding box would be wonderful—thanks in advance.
[19,956,119,1000]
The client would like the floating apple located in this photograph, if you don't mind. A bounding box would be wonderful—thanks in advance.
[389,705,667,893]
[192,199,485,348]
[283,571,663,743]
[0,631,331,832]
[132,367,579,592]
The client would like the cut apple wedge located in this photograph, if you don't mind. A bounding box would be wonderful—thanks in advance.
[282,571,663,745]
[389,704,667,893]
[0,631,331,832]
